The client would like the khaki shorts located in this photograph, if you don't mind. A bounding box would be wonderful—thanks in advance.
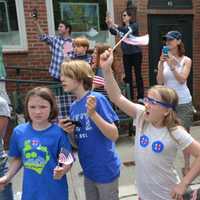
[176,102,193,129]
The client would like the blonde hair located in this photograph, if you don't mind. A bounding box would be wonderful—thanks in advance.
[61,60,94,90]
[140,85,181,142]
[73,36,90,50]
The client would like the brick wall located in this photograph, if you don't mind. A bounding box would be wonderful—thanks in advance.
[3,0,52,92]
[113,0,200,107]
[3,0,200,108]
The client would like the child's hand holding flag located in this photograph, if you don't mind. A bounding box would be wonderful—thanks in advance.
[53,148,75,180]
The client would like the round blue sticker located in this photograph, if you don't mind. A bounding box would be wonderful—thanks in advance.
[152,141,164,153]
[140,135,149,147]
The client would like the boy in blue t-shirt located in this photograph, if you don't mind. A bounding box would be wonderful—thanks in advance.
[60,60,121,200]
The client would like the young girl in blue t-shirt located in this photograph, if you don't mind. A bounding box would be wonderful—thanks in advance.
[0,87,72,200]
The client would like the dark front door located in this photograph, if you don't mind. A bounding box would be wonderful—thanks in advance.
[148,15,193,94]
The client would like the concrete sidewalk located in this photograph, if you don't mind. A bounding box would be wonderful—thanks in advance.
[11,126,200,200]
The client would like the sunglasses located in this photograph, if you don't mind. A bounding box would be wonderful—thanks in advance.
[143,97,175,110]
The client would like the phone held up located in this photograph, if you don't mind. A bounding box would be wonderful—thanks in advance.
[31,8,38,19]
[64,119,81,127]
[162,46,170,57]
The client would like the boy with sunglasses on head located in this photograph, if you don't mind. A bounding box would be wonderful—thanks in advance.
[100,49,200,200]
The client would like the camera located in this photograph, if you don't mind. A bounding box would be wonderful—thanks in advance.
[31,8,38,19]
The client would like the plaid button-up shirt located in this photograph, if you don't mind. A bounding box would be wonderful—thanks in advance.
[39,34,73,79]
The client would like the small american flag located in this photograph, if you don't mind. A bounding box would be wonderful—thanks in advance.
[58,148,74,165]
[123,34,149,46]
[93,75,105,86]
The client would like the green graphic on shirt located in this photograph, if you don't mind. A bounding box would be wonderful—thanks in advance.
[23,140,50,174]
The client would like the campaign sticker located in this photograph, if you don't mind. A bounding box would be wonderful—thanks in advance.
[140,135,149,148]
[152,141,164,153]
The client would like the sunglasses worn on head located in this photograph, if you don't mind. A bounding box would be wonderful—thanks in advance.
[143,97,175,110]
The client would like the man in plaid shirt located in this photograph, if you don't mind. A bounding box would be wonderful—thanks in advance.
[34,19,73,81]
[34,19,76,118]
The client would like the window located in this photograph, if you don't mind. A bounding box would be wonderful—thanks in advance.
[1,0,27,52]
[49,0,114,48]
[148,0,192,9]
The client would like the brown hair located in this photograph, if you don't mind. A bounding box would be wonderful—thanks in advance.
[73,36,90,50]
[121,9,136,26]
[93,43,116,71]
[61,60,94,91]
[94,43,111,67]
[25,87,58,122]
[177,41,185,57]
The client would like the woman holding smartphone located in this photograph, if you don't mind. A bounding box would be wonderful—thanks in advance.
[157,30,193,176]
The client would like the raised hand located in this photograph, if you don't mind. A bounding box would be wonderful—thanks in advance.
[105,15,113,28]
[86,96,96,117]
[99,49,113,70]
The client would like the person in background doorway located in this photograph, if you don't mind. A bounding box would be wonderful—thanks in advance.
[106,9,144,100]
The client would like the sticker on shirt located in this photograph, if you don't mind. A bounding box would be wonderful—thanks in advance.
[140,135,149,148]
[23,140,50,174]
[152,141,164,153]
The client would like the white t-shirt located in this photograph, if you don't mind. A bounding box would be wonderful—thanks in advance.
[163,56,192,104]
[133,105,193,200]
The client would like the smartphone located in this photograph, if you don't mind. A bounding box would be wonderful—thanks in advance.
[64,119,81,127]
[162,46,169,56]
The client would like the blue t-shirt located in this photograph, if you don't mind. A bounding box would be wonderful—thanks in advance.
[9,123,71,200]
[70,91,121,183]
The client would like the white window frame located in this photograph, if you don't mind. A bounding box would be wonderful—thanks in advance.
[46,0,115,47]
[2,0,28,52]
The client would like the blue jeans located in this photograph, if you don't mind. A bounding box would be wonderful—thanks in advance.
[0,183,14,200]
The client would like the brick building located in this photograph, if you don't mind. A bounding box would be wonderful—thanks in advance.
[2,0,200,109]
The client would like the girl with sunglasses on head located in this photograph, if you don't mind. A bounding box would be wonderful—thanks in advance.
[105,9,144,100]
[157,31,194,176]
[100,49,200,200]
